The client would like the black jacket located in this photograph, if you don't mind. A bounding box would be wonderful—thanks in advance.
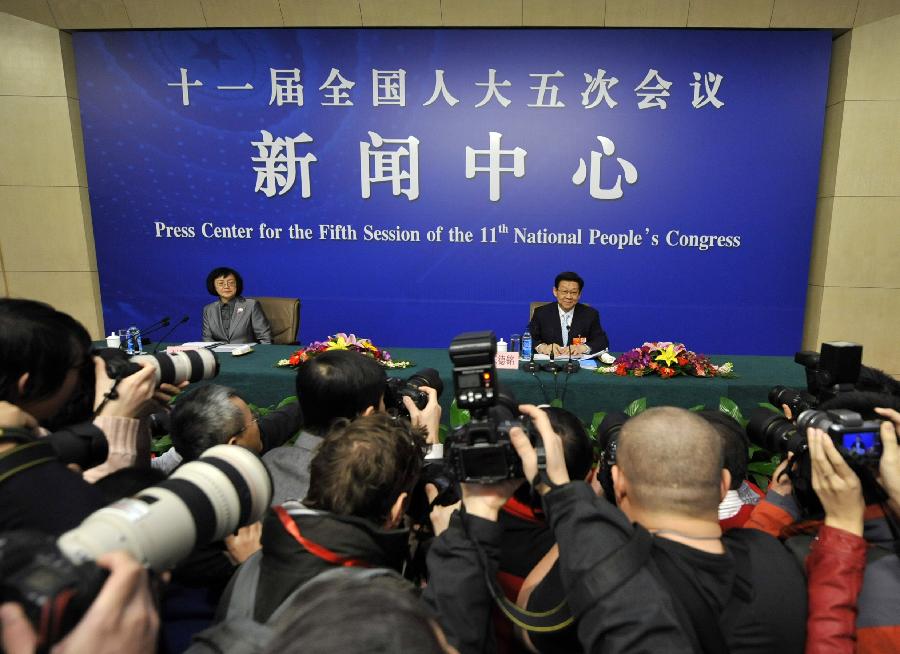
[424,511,504,654]
[528,303,609,353]
[218,502,411,624]
[543,482,806,654]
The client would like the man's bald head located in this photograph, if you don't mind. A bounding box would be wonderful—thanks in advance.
[616,407,724,518]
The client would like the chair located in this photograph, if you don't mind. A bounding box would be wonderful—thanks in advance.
[529,301,551,321]
[254,297,301,345]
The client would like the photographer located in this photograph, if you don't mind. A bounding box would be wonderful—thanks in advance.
[263,350,440,505]
[429,404,807,654]
[0,299,157,534]
[0,551,158,654]
[804,408,900,654]
[211,413,426,628]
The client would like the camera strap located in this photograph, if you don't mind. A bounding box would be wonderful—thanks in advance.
[530,445,564,493]
[0,438,57,485]
[460,503,575,633]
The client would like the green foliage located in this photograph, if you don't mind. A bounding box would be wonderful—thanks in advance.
[688,404,705,412]
[624,397,647,417]
[758,402,782,414]
[151,434,172,454]
[450,399,471,428]
[588,411,607,441]
[717,397,747,428]
[277,395,298,409]
[550,398,564,408]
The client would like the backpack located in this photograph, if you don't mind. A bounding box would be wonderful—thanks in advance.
[185,551,402,654]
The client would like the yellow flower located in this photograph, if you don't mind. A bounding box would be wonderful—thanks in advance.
[655,344,678,367]
[325,335,348,350]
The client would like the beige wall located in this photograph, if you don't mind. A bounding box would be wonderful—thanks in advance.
[1,0,899,369]
[804,12,900,376]
[0,11,104,337]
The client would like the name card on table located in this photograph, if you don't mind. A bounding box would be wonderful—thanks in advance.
[495,352,520,369]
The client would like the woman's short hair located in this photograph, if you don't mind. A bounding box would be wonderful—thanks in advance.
[205,267,244,296]
[0,298,91,405]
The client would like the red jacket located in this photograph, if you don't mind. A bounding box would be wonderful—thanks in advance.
[806,525,867,654]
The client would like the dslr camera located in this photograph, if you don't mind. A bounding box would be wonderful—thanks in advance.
[0,445,271,651]
[95,346,220,387]
[444,331,535,484]
[383,368,444,417]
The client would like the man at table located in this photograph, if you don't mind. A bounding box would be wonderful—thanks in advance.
[529,271,609,357]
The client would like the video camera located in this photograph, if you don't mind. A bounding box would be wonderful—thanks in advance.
[747,342,886,461]
[444,331,536,484]
[0,444,271,651]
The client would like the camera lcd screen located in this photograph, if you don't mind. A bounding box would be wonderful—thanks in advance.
[458,374,480,389]
[460,447,509,479]
[841,431,878,455]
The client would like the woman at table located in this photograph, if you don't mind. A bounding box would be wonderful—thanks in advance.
[201,266,272,344]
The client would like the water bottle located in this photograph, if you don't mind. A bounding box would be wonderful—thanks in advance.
[521,330,533,361]
[126,325,142,355]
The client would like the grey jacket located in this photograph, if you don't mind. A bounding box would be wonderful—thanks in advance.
[201,296,272,344]
[262,432,323,505]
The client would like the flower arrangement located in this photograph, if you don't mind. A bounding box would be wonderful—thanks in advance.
[597,342,734,379]
[276,333,413,369]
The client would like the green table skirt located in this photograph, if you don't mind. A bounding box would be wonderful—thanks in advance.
[204,345,806,424]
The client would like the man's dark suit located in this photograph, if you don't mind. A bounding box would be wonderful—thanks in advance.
[528,302,609,353]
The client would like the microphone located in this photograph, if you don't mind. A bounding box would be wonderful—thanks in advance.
[152,316,190,354]
[139,316,171,334]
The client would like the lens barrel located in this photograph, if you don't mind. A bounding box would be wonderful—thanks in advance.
[57,445,271,571]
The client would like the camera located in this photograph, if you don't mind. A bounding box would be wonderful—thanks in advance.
[444,331,535,484]
[384,368,443,417]
[95,346,220,387]
[747,407,884,460]
[768,385,817,417]
[797,409,883,461]
[0,444,272,649]
[594,412,628,504]
[765,342,864,417]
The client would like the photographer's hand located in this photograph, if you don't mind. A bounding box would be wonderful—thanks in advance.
[225,521,262,565]
[0,552,158,654]
[93,357,156,418]
[402,386,442,444]
[461,479,522,522]
[153,381,188,406]
[509,404,570,495]
[0,401,38,432]
[768,454,794,497]
[808,428,864,537]
[875,407,900,512]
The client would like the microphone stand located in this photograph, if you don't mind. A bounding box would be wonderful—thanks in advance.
[140,318,172,345]
[152,316,190,354]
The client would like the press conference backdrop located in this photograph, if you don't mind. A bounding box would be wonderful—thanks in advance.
[73,29,830,353]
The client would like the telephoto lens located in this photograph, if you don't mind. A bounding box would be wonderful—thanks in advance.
[96,347,220,386]
[745,407,805,456]
[57,444,272,571]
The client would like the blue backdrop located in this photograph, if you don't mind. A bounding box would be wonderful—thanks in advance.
[73,28,830,352]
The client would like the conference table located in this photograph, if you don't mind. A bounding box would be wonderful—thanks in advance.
[191,345,807,425]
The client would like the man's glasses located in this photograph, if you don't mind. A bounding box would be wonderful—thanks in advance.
[215,279,236,288]
[230,409,260,437]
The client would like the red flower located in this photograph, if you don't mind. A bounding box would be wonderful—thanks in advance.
[615,364,628,376]
[648,361,659,370]
[659,367,676,378]
[677,356,688,366]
